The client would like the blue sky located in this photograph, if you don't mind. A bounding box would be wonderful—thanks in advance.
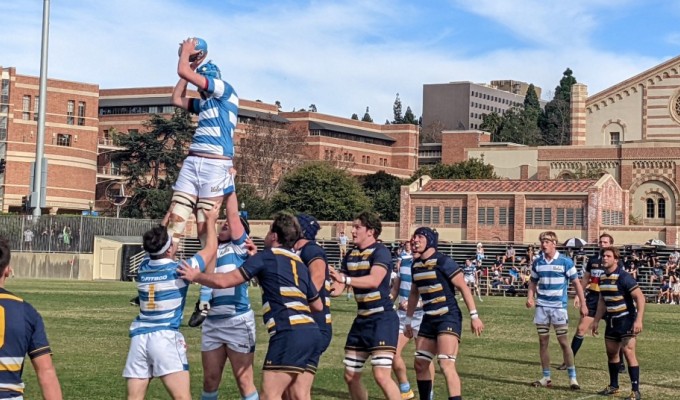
[2,0,680,123]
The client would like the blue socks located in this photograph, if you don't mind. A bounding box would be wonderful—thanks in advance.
[201,391,218,400]
[399,382,411,393]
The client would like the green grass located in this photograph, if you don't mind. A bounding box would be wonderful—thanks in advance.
[9,279,680,399]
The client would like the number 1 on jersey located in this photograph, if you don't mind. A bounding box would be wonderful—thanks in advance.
[290,260,299,286]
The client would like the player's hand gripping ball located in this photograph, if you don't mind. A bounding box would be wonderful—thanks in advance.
[178,37,208,63]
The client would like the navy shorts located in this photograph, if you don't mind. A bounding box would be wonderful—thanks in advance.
[586,292,600,318]
[418,313,462,341]
[345,311,398,353]
[264,328,320,374]
[306,324,332,373]
[604,316,636,342]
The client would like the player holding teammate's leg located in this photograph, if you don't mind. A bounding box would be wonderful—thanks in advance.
[404,227,484,400]
[166,37,239,245]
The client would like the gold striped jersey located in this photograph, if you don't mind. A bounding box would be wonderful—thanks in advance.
[341,242,393,317]
[411,252,462,317]
[299,241,332,328]
[599,266,639,319]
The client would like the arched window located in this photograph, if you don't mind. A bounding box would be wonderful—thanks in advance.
[646,198,655,218]
[658,198,666,219]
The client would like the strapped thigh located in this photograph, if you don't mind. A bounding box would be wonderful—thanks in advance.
[536,324,550,336]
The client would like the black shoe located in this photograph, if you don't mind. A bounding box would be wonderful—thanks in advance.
[188,301,208,327]
[598,385,620,396]
[618,363,626,373]
[129,296,140,307]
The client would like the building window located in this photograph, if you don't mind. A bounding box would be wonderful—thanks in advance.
[610,132,620,145]
[432,207,440,224]
[478,207,494,225]
[415,207,423,224]
[22,95,31,120]
[366,156,370,164]
[33,96,39,121]
[499,207,508,225]
[658,198,666,219]
[646,198,655,218]
[67,100,75,125]
[78,101,86,125]
[56,133,72,147]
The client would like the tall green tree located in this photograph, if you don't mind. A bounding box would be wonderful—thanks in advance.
[361,106,374,123]
[479,112,503,139]
[403,106,418,125]
[351,113,359,120]
[359,171,406,221]
[539,68,577,145]
[114,109,194,218]
[493,106,542,145]
[410,158,498,181]
[392,93,403,124]
[271,162,371,220]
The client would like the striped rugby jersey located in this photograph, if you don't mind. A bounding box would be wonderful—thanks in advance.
[0,288,52,398]
[203,232,251,320]
[411,252,462,317]
[530,251,578,309]
[341,242,393,317]
[188,77,239,157]
[299,241,332,327]
[599,265,639,320]
[240,248,319,336]
[585,255,625,293]
[397,250,414,303]
[463,262,477,278]
[129,254,205,337]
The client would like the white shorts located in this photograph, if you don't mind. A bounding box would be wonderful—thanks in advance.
[673,284,680,294]
[464,275,476,285]
[398,309,424,335]
[534,306,569,326]
[201,310,257,353]
[123,330,188,379]
[173,156,235,199]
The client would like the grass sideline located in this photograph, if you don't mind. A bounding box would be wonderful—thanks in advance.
[9,279,680,399]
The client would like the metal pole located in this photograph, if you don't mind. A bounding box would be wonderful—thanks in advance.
[32,0,50,218]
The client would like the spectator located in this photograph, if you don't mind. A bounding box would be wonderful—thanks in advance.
[62,226,72,249]
[657,279,671,304]
[476,242,485,268]
[502,244,516,264]
[650,263,664,284]
[672,275,680,305]
[624,256,639,281]
[508,262,520,286]
[338,231,348,259]
[669,249,680,264]
[23,228,34,251]
[493,255,504,276]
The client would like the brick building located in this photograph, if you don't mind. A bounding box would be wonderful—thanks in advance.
[0,66,99,213]
[399,174,628,244]
[421,55,680,246]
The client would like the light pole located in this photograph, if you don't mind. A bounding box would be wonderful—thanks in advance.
[32,0,51,218]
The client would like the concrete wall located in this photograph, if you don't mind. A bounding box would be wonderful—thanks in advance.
[467,148,539,179]
[586,88,643,144]
[10,253,94,280]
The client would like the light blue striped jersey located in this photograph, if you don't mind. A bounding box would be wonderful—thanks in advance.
[203,233,251,320]
[530,251,578,309]
[463,262,477,278]
[188,77,239,157]
[129,254,206,337]
[397,250,414,302]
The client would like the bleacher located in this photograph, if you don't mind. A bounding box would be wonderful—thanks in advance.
[128,237,675,302]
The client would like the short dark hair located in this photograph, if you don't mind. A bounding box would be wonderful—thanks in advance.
[355,211,382,238]
[0,238,10,275]
[599,233,614,245]
[143,225,170,259]
[601,247,621,260]
[271,212,301,249]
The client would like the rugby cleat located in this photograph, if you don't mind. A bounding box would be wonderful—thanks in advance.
[188,300,208,327]
[598,385,620,396]
[628,390,641,400]
[129,296,140,307]
[530,379,552,388]
[400,389,415,399]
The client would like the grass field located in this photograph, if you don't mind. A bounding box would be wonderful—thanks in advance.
[9,279,680,399]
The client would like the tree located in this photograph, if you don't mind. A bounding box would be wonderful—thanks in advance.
[236,183,272,219]
[403,106,418,125]
[479,112,503,139]
[539,68,578,145]
[420,120,444,143]
[234,116,308,199]
[392,93,403,124]
[275,100,282,110]
[361,106,373,123]
[309,104,318,112]
[114,109,194,218]
[359,171,406,221]
[410,158,498,181]
[271,162,371,221]
[351,113,359,120]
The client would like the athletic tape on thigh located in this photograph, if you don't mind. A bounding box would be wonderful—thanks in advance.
[555,326,569,337]
[437,354,457,363]
[167,194,196,240]
[415,350,435,361]
[370,354,394,368]
[196,199,217,223]
[343,354,367,372]
[536,324,550,336]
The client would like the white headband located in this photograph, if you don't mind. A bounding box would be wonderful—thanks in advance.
[150,236,172,256]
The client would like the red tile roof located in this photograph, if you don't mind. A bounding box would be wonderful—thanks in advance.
[421,179,598,193]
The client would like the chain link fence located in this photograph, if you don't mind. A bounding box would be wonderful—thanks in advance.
[0,215,159,254]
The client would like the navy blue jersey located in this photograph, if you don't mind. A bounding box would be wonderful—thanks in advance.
[341,242,393,317]
[0,288,52,398]
[240,248,319,335]
[599,266,639,320]
[586,255,624,293]
[299,241,332,327]
[411,252,462,317]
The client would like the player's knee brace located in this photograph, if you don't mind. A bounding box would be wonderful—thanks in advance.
[343,354,367,372]
[437,354,457,368]
[196,199,217,223]
[370,354,394,368]
[167,193,195,241]
[415,350,435,362]
[555,327,569,337]
[536,324,550,336]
